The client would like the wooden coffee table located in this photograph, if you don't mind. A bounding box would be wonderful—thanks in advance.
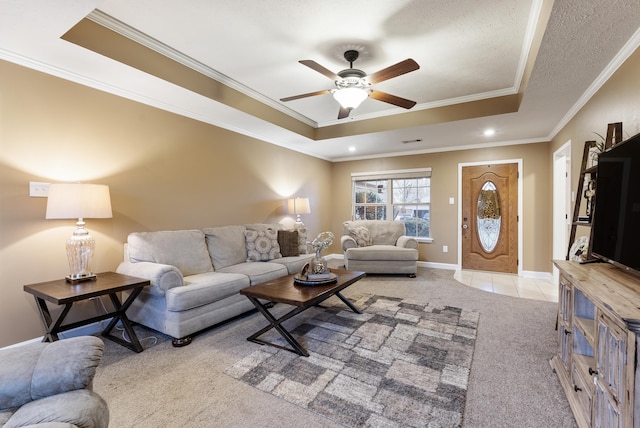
[240,268,365,357]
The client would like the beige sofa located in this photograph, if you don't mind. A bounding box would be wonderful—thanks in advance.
[341,220,418,276]
[115,224,312,347]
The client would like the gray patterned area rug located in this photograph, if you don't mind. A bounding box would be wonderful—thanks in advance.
[225,295,479,427]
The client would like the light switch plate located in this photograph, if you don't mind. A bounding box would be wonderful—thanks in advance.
[29,181,50,197]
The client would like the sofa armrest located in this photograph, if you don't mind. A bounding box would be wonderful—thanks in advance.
[396,235,418,250]
[0,336,103,412]
[341,235,357,251]
[6,389,109,428]
[116,261,184,295]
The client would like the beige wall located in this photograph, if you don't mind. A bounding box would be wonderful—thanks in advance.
[549,47,640,269]
[0,60,332,347]
[551,47,640,188]
[330,143,551,271]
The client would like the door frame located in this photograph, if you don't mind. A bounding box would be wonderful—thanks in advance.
[552,140,571,285]
[457,159,523,275]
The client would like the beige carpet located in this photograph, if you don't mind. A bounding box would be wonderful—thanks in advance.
[225,294,478,427]
[93,265,577,428]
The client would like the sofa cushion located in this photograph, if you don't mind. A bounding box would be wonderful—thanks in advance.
[127,230,213,276]
[343,220,406,245]
[274,255,314,275]
[218,262,288,285]
[295,226,309,254]
[245,229,282,261]
[346,225,373,247]
[203,225,248,269]
[166,272,250,312]
[346,245,418,261]
[278,230,299,257]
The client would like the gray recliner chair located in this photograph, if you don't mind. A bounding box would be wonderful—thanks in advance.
[341,220,419,276]
[0,336,109,428]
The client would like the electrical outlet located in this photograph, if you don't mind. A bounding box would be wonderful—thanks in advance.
[29,181,50,197]
[443,245,448,253]
[449,197,455,205]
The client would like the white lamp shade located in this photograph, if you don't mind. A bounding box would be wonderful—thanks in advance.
[287,197,311,215]
[333,87,368,110]
[46,183,113,219]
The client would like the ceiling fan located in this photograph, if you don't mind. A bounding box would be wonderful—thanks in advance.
[280,50,420,119]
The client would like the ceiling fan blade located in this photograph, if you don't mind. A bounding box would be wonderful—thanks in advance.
[337,106,351,119]
[367,59,420,84]
[299,60,341,81]
[369,90,417,109]
[280,89,330,102]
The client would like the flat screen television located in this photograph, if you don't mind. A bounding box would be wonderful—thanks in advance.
[591,131,640,276]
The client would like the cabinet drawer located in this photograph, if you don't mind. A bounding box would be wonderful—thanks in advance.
[572,359,594,426]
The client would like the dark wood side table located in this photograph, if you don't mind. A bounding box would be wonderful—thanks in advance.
[24,272,150,353]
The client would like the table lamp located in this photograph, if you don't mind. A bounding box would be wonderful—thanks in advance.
[46,183,113,282]
[287,197,310,227]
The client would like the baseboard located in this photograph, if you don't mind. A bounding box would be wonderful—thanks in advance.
[1,320,109,350]
[522,270,554,282]
[418,261,458,270]
[329,253,553,281]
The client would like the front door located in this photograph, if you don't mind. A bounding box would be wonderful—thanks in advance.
[461,163,518,273]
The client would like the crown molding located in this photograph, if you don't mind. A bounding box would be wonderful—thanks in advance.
[87,9,318,128]
[549,25,640,140]
[331,137,547,162]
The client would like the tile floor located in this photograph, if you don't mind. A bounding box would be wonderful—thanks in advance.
[454,270,558,303]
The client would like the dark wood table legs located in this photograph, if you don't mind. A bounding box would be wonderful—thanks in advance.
[245,290,362,357]
[32,287,144,353]
[24,272,149,353]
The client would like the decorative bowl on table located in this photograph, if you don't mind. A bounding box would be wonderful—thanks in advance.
[293,262,337,286]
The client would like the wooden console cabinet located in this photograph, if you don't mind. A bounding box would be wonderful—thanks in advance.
[552,261,640,428]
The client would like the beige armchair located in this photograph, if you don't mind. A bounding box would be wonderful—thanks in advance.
[341,220,418,277]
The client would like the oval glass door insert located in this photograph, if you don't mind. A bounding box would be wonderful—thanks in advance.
[477,181,501,252]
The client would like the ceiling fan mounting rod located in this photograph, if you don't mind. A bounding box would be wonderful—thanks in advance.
[344,49,359,68]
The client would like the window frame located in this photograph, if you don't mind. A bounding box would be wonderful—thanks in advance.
[351,168,433,243]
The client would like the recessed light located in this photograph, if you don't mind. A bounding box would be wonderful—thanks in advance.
[483,129,496,137]
[348,146,356,152]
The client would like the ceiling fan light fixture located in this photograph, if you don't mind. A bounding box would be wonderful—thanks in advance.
[332,87,369,110]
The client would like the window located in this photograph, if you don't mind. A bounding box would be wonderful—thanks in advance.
[352,168,431,240]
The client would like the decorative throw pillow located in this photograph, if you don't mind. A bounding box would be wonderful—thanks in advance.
[348,225,373,247]
[245,229,282,261]
[277,230,299,257]
[295,225,309,254]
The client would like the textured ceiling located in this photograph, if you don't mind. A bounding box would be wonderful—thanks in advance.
[1,0,640,161]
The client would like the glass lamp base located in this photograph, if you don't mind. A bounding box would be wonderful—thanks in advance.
[66,223,96,283]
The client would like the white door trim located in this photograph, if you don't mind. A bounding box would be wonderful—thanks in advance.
[552,140,572,284]
[457,159,523,276]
